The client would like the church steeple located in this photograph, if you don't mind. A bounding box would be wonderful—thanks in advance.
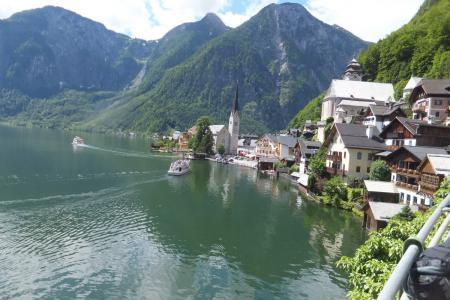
[232,83,239,113]
[343,58,363,81]
[228,82,240,155]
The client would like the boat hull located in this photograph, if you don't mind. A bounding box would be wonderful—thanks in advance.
[168,169,190,176]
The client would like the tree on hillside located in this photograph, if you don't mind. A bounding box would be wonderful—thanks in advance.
[193,116,214,155]
[369,160,391,181]
[309,147,327,178]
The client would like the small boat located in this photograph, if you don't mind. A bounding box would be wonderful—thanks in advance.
[72,136,85,146]
[168,159,190,176]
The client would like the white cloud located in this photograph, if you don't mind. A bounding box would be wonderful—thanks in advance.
[304,0,424,42]
[218,0,275,27]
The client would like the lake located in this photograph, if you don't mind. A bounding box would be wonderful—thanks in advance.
[0,125,365,299]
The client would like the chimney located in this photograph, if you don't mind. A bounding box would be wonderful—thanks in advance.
[366,125,374,139]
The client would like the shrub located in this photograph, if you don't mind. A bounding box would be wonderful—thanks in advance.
[369,160,391,181]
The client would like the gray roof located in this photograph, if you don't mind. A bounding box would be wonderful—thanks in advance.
[426,154,450,176]
[326,79,394,102]
[415,79,450,96]
[266,134,299,148]
[381,117,450,137]
[334,123,385,150]
[298,140,321,154]
[364,180,398,194]
[369,104,404,117]
[401,146,448,161]
[368,202,418,221]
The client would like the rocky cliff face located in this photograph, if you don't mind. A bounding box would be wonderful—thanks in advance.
[0,6,154,97]
[101,3,368,133]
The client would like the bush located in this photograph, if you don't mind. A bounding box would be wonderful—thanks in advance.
[217,144,226,155]
[289,164,299,174]
[322,176,348,208]
[369,160,391,181]
[338,177,450,299]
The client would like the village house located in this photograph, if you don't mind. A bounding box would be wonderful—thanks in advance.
[255,134,299,161]
[324,123,385,182]
[209,125,229,153]
[416,154,450,204]
[255,135,277,158]
[379,117,450,151]
[410,79,450,124]
[363,180,399,203]
[362,201,418,231]
[385,146,448,206]
[362,103,406,132]
[294,140,321,174]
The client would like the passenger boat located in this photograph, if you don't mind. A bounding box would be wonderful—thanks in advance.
[168,159,190,176]
[72,136,85,146]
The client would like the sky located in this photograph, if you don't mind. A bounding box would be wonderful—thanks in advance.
[0,0,424,42]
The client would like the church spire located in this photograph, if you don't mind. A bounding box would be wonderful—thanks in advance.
[232,83,239,113]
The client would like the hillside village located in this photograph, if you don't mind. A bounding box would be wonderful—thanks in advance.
[161,57,450,232]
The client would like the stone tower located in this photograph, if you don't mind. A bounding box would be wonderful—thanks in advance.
[342,58,363,81]
[228,84,240,155]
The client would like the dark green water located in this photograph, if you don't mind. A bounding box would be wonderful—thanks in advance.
[0,125,365,299]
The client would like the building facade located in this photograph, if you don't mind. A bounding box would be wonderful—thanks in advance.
[410,79,450,124]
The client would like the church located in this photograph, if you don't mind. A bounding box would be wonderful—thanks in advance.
[209,84,240,155]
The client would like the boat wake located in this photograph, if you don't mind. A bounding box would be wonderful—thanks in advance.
[79,144,173,159]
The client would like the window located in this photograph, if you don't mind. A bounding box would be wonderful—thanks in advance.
[434,99,442,105]
[413,196,417,204]
[357,152,362,160]
[368,153,373,161]
[435,111,440,117]
[367,167,370,173]
[400,192,404,200]
[356,166,361,173]
[344,152,346,159]
[407,195,411,202]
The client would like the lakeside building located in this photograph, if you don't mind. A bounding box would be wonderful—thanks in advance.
[209,125,230,154]
[294,140,321,174]
[384,146,449,206]
[318,58,394,142]
[323,123,385,182]
[410,79,450,124]
[363,180,399,203]
[362,103,406,132]
[363,201,418,231]
[255,134,299,161]
[379,117,450,151]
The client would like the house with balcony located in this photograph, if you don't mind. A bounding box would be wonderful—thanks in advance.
[323,123,385,182]
[409,79,450,124]
[385,146,448,206]
[362,103,406,132]
[417,154,450,205]
[255,135,299,161]
[379,117,450,151]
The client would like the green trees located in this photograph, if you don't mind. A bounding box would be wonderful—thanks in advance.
[308,147,327,178]
[322,176,348,207]
[217,144,226,155]
[289,92,325,129]
[338,177,450,299]
[192,116,214,155]
[369,160,391,181]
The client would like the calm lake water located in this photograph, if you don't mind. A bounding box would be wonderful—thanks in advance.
[0,125,365,299]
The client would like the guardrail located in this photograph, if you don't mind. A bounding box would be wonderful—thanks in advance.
[377,194,450,300]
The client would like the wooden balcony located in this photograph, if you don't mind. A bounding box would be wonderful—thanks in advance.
[394,167,420,178]
[413,105,426,112]
[326,167,345,176]
[395,181,418,191]
[419,181,439,195]
[327,154,342,162]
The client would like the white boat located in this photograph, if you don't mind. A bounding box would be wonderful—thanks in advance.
[168,159,190,176]
[72,136,85,146]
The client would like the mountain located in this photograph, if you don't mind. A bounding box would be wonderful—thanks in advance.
[0,3,368,134]
[0,6,154,97]
[358,0,450,98]
[87,3,368,134]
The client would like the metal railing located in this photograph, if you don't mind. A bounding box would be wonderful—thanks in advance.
[377,194,450,300]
